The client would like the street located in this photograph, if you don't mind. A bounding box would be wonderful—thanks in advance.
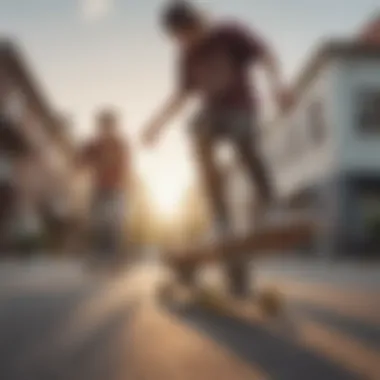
[0,258,379,380]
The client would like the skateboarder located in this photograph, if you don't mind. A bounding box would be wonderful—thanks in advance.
[141,1,291,296]
[79,109,131,266]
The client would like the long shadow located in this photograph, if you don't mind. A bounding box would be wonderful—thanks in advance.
[167,303,359,380]
[34,302,138,380]
[1,293,138,380]
[0,286,97,378]
[291,301,380,349]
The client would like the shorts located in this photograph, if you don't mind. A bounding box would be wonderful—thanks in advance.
[188,107,258,142]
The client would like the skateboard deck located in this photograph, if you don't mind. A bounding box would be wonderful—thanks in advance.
[157,217,314,319]
[163,216,315,271]
[157,280,284,319]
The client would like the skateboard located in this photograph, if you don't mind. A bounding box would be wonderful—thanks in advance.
[157,246,284,318]
[156,218,314,318]
[156,278,284,318]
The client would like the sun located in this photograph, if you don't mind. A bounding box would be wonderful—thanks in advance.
[147,172,186,215]
[138,151,192,218]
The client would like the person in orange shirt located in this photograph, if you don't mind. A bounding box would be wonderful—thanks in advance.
[79,109,131,262]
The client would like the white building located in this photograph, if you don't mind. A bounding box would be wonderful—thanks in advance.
[227,17,380,256]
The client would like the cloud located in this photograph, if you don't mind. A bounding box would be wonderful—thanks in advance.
[80,0,113,22]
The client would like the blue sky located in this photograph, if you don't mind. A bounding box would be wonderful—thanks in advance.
[0,0,379,205]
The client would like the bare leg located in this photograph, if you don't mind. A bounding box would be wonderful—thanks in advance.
[191,132,230,232]
[183,131,228,287]
[236,135,273,221]
[225,114,273,298]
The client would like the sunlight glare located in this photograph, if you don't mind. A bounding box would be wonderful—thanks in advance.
[138,151,192,217]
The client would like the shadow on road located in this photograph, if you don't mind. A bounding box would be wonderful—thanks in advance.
[0,287,96,377]
[166,303,358,380]
[291,301,380,350]
[34,304,135,380]
[0,293,138,380]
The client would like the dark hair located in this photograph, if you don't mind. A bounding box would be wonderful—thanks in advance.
[161,1,201,33]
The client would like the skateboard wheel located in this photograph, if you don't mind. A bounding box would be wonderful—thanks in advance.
[196,288,229,313]
[257,288,283,317]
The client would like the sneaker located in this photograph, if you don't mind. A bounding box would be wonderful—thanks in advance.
[224,258,251,299]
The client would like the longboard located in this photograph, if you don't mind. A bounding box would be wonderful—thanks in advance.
[157,281,284,318]
[163,215,315,268]
[157,215,315,318]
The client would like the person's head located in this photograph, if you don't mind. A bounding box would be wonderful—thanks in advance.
[95,109,119,138]
[161,1,206,48]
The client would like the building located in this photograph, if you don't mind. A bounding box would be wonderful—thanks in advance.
[358,13,380,44]
[226,15,380,256]
[0,39,77,252]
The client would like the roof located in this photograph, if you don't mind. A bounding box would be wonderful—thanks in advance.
[265,39,380,133]
[0,39,74,153]
[358,12,380,42]
[0,39,60,134]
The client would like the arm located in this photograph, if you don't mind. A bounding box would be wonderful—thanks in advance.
[75,142,93,169]
[228,24,291,112]
[260,48,285,105]
[141,91,188,146]
[142,50,193,146]
[257,44,292,113]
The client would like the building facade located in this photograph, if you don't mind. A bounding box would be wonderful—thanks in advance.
[0,40,77,252]
[226,20,380,256]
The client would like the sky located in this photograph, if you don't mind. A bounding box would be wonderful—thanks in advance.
[0,0,379,208]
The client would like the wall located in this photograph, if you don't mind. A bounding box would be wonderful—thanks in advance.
[263,61,340,200]
[224,63,338,233]
[0,47,78,251]
[225,55,371,240]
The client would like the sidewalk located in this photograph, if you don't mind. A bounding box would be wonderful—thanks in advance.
[255,255,380,291]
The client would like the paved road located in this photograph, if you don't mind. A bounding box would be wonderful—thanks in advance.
[0,258,379,380]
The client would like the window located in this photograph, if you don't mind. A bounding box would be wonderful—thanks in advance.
[307,98,325,144]
[358,189,380,241]
[357,89,380,134]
